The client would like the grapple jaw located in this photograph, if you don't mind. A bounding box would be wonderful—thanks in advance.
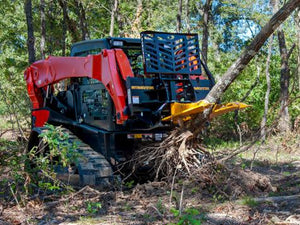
[162,100,250,123]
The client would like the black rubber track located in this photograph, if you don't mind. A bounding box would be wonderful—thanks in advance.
[40,127,113,187]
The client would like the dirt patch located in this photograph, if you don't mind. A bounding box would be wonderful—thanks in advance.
[2,161,299,225]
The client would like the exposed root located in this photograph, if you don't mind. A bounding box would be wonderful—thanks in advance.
[131,127,212,180]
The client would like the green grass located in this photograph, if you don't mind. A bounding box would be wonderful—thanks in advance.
[268,191,282,197]
[241,196,259,207]
[204,131,300,166]
[282,171,291,176]
[78,217,105,225]
[204,136,240,149]
[0,116,11,129]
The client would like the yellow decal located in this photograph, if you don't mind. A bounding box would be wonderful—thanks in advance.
[134,134,142,138]
[194,87,210,90]
[131,86,154,90]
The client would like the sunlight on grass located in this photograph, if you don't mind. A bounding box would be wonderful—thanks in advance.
[231,132,300,164]
[0,116,11,129]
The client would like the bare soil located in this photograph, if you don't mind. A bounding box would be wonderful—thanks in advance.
[0,132,299,225]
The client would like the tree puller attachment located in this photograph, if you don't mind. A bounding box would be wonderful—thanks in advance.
[24,31,249,186]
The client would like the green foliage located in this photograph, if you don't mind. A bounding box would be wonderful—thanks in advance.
[170,207,206,225]
[124,180,135,189]
[0,139,27,196]
[241,196,258,207]
[212,193,226,202]
[0,124,80,203]
[27,124,79,181]
[122,202,132,211]
[282,171,291,176]
[241,162,247,170]
[38,181,60,191]
[0,0,30,132]
[37,124,79,167]
[25,124,80,194]
[191,187,199,194]
[156,197,166,215]
[86,201,102,215]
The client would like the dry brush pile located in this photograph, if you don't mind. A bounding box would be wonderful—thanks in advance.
[129,115,276,198]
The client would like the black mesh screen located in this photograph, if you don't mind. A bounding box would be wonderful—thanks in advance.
[141,31,202,75]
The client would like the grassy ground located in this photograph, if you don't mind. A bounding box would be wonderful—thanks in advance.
[0,130,299,225]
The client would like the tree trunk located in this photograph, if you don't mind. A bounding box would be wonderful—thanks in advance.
[176,0,183,32]
[277,30,291,132]
[40,0,46,59]
[204,0,300,105]
[61,0,67,56]
[46,0,54,55]
[201,0,212,64]
[273,0,291,133]
[296,8,300,91]
[132,0,143,37]
[261,35,273,141]
[58,0,80,43]
[109,0,118,37]
[74,0,89,40]
[24,0,35,64]
[185,0,190,33]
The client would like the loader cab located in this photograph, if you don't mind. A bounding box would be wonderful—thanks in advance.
[69,38,144,130]
[71,37,144,75]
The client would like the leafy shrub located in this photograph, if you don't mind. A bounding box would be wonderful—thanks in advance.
[170,207,206,225]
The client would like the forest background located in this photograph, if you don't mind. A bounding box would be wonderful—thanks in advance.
[0,0,299,139]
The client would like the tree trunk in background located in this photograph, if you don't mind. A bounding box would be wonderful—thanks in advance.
[109,0,118,37]
[58,0,80,43]
[74,0,89,40]
[274,0,291,133]
[296,9,300,91]
[61,0,67,56]
[277,30,291,132]
[132,0,143,37]
[24,0,35,64]
[204,0,300,105]
[176,0,183,32]
[261,35,273,141]
[117,13,124,37]
[40,0,46,59]
[46,1,54,55]
[185,0,190,33]
[201,0,212,63]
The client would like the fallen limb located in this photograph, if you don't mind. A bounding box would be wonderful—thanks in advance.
[235,194,300,205]
[252,194,300,203]
[44,185,100,208]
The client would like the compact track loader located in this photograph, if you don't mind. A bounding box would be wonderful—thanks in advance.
[24,31,248,186]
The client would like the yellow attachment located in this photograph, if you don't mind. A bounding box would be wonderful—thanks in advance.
[162,100,250,123]
[209,102,250,119]
[161,100,213,122]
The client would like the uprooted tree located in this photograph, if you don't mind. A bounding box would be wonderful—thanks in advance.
[132,0,300,179]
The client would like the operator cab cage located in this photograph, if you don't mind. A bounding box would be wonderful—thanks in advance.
[141,31,201,75]
[71,37,144,76]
